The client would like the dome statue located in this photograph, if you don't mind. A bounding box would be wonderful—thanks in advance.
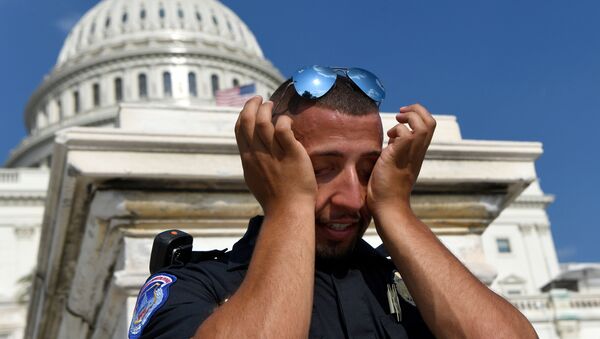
[7,0,283,168]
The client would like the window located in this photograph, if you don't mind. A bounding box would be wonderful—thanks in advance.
[105,17,111,28]
[211,74,219,95]
[163,71,172,97]
[188,72,197,97]
[93,83,100,107]
[57,99,63,119]
[232,78,239,87]
[212,15,219,26]
[115,77,123,102]
[122,12,128,23]
[140,8,146,19]
[496,238,511,253]
[178,8,184,19]
[73,91,80,113]
[159,7,165,19]
[138,73,148,99]
[196,11,202,22]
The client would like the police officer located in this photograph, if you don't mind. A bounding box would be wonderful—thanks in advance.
[129,66,538,339]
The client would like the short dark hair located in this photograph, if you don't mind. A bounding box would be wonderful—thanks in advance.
[269,77,379,116]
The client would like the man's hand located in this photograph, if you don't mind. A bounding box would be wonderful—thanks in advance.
[235,96,317,213]
[367,103,436,215]
[366,103,538,338]
[196,96,317,338]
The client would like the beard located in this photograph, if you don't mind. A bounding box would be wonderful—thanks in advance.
[315,218,370,261]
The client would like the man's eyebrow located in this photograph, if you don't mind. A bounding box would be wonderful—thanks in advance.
[309,150,381,158]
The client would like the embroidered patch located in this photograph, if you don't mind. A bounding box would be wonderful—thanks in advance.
[128,273,177,339]
[394,271,416,306]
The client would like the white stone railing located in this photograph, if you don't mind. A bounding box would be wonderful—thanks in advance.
[0,170,20,183]
[509,293,600,321]
[510,296,552,311]
[568,294,600,309]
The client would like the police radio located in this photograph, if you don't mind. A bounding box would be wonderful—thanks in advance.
[149,229,228,274]
[149,230,193,274]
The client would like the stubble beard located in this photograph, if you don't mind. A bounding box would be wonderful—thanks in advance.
[315,219,369,261]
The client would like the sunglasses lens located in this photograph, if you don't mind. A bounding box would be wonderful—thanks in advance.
[347,68,386,105]
[292,65,338,99]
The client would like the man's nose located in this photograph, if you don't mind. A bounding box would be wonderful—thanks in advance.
[330,167,365,212]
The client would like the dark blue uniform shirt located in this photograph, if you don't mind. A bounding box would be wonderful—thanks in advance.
[132,216,435,338]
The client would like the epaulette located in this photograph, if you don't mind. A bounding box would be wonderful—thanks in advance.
[189,248,228,263]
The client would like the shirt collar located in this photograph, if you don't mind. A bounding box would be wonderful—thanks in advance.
[227,215,263,271]
[226,215,387,271]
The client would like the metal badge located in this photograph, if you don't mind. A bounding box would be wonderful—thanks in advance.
[387,283,402,322]
[393,271,416,307]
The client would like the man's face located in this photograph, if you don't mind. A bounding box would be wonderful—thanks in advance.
[292,105,383,259]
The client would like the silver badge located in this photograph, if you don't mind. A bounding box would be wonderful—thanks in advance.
[394,271,416,307]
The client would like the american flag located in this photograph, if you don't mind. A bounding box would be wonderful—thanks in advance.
[215,83,257,107]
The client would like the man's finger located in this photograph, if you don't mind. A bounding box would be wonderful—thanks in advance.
[399,104,436,148]
[255,101,275,149]
[387,122,412,139]
[400,103,436,130]
[239,96,263,144]
[396,111,427,138]
[273,115,298,152]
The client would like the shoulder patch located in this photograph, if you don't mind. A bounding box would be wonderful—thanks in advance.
[128,273,177,339]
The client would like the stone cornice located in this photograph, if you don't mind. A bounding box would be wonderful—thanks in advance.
[0,196,46,206]
[424,140,543,162]
[512,194,555,209]
[6,107,119,167]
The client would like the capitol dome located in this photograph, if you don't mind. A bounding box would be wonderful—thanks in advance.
[7,0,283,168]
[56,0,265,67]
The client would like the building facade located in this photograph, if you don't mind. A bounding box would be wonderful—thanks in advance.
[1,0,599,338]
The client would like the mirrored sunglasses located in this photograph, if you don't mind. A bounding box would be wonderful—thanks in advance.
[292,65,386,106]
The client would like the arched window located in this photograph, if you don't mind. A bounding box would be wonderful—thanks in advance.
[93,83,100,107]
[188,72,197,97]
[163,71,172,97]
[115,77,123,102]
[57,99,63,120]
[122,12,128,23]
[211,74,219,95]
[159,7,166,19]
[232,78,240,87]
[178,8,184,19]
[73,91,80,114]
[140,8,146,20]
[138,73,148,99]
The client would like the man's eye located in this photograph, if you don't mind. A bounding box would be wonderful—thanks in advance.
[358,164,376,182]
[314,167,333,176]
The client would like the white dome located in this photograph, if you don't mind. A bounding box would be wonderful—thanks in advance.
[8,0,283,168]
[57,0,264,67]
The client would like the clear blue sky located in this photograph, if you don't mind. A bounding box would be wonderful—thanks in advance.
[1,0,598,262]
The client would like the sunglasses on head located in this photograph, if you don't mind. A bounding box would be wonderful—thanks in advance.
[291,65,386,107]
